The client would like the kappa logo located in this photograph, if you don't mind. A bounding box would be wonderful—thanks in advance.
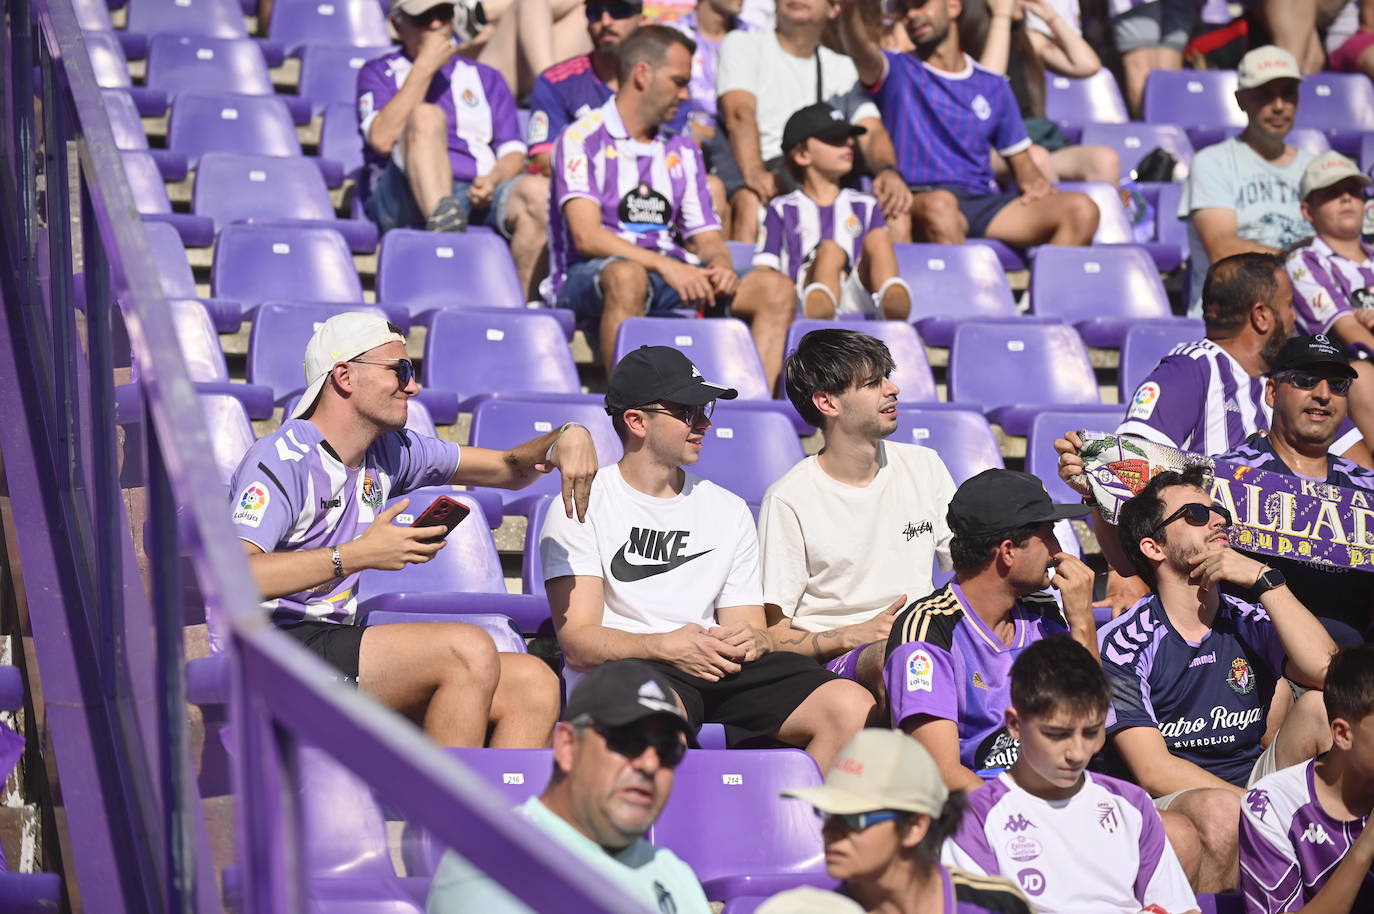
[610,527,713,582]
[1301,822,1334,846]
[1003,814,1035,833]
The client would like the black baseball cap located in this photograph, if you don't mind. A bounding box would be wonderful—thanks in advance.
[1267,334,1358,379]
[563,661,692,735]
[946,469,1089,537]
[781,103,867,155]
[604,345,738,413]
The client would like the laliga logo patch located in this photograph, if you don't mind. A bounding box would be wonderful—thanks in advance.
[1227,656,1255,695]
[1127,381,1161,421]
[906,649,933,692]
[361,474,383,510]
[233,482,270,528]
[527,110,549,144]
[971,94,992,121]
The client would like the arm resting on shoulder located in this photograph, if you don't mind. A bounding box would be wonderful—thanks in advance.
[903,714,987,793]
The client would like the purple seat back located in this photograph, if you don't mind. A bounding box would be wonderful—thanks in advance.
[1029,245,1170,324]
[1045,69,1128,128]
[146,35,273,100]
[891,243,1016,324]
[1119,319,1205,400]
[1142,69,1242,130]
[194,152,336,230]
[103,89,148,150]
[468,394,622,504]
[320,101,365,177]
[891,407,1003,484]
[199,393,256,486]
[422,310,579,400]
[1286,127,1333,157]
[74,0,114,30]
[652,749,825,885]
[245,300,385,399]
[269,0,391,51]
[127,0,248,39]
[1026,407,1128,504]
[1144,182,1187,254]
[948,322,1098,413]
[613,317,771,399]
[356,491,508,596]
[170,298,229,380]
[297,44,391,113]
[169,93,301,166]
[784,319,937,403]
[122,150,173,214]
[142,219,198,297]
[377,228,525,314]
[1079,123,1195,180]
[212,223,362,307]
[83,29,134,88]
[297,746,394,879]
[690,404,803,506]
[1297,73,1374,133]
[1055,181,1135,245]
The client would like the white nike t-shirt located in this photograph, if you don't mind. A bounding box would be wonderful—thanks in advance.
[539,464,764,634]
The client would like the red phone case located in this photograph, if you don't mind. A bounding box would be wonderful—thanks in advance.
[409,496,470,539]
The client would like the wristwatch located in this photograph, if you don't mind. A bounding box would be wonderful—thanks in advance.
[1253,567,1286,597]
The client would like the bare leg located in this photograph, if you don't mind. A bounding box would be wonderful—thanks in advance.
[403,104,458,219]
[802,240,846,319]
[358,621,500,747]
[504,174,551,300]
[707,175,731,230]
[854,640,888,708]
[859,229,910,321]
[488,654,560,748]
[1271,688,1334,768]
[730,188,763,243]
[909,189,966,244]
[475,5,521,93]
[1049,145,1121,185]
[982,190,1098,247]
[598,258,650,370]
[1159,810,1202,890]
[550,0,592,64]
[1258,0,1325,73]
[775,679,875,771]
[1119,48,1181,119]
[1165,788,1241,893]
[731,267,797,392]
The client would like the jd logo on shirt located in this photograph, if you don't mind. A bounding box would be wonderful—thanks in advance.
[610,526,713,581]
[619,183,673,233]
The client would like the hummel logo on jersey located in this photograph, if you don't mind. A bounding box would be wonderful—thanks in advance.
[1301,823,1334,846]
[1003,814,1035,833]
[610,527,713,582]
[901,520,933,541]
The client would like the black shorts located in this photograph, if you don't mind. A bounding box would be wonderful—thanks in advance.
[278,620,365,685]
[644,653,838,749]
[913,183,1020,238]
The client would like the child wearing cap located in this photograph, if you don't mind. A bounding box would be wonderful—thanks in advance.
[761,729,1032,914]
[751,103,913,324]
[1239,643,1374,913]
[944,636,1199,913]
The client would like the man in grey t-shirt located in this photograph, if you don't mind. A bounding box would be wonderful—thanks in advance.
[1181,45,1314,315]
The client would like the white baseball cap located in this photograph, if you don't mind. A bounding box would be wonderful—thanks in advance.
[1237,45,1303,90]
[782,729,949,817]
[291,312,406,420]
[392,0,453,16]
[1300,151,1373,200]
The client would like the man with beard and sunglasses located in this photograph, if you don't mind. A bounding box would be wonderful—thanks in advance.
[228,313,598,748]
[1098,467,1337,892]
[426,660,711,914]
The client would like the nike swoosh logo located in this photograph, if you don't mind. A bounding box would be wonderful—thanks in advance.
[610,544,714,582]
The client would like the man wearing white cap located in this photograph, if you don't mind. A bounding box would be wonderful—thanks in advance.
[227,312,598,748]
[1181,45,1315,316]
[760,729,1031,914]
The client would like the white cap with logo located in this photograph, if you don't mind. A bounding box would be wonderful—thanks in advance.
[291,312,406,420]
[782,729,949,817]
[392,0,452,16]
[1237,45,1303,90]
[1299,151,1373,200]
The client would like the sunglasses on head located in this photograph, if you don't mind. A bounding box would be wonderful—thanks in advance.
[591,720,687,768]
[403,3,454,26]
[1274,369,1353,395]
[585,1,638,19]
[816,808,904,831]
[635,401,715,426]
[1149,502,1232,539]
[349,357,416,388]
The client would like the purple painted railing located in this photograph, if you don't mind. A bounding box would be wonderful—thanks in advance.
[0,2,645,911]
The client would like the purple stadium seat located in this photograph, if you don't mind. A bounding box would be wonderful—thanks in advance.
[947,321,1100,435]
[1026,406,1127,505]
[320,101,365,181]
[1361,133,1374,175]
[199,393,257,486]
[971,239,1029,272]
[103,88,187,179]
[1297,73,1374,154]
[614,317,771,400]
[122,151,215,245]
[1079,123,1194,181]
[653,749,828,901]
[1055,180,1135,246]
[141,219,242,331]
[1142,69,1241,149]
[892,406,1003,484]
[1119,318,1205,401]
[784,319,937,402]
[145,35,309,123]
[296,44,392,114]
[421,309,579,407]
[212,223,363,308]
[83,30,168,114]
[193,152,377,252]
[355,489,552,633]
[1137,181,1188,267]
[1044,69,1128,141]
[245,300,387,402]
[377,228,525,316]
[269,0,391,51]
[690,403,804,507]
[169,93,301,167]
[127,0,247,39]
[1029,245,1171,347]
[891,243,1017,347]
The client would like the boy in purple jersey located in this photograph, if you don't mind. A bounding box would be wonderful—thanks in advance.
[1101,466,1337,892]
[1240,643,1374,914]
[228,312,599,748]
[356,0,549,298]
[836,0,1098,248]
[861,469,1099,793]
[945,636,1200,912]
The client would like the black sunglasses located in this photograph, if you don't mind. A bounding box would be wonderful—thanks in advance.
[1150,502,1232,539]
[592,720,687,768]
[585,1,639,19]
[349,357,416,388]
[1274,370,1353,395]
[636,401,714,427]
[403,3,454,26]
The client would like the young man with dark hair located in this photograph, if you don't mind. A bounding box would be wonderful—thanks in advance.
[944,636,1200,913]
[758,329,953,688]
[1099,467,1337,892]
[856,469,1097,792]
[1240,643,1374,913]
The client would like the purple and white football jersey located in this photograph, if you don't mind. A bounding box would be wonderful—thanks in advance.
[868,52,1030,194]
[883,584,1069,773]
[1240,759,1374,913]
[1285,236,1374,336]
[1099,593,1287,786]
[754,187,885,283]
[228,420,460,625]
[943,771,1198,913]
[526,54,691,159]
[543,98,721,304]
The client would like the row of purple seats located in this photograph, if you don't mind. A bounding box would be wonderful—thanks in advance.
[83,30,166,113]
[144,34,310,123]
[116,0,390,53]
[103,88,186,179]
